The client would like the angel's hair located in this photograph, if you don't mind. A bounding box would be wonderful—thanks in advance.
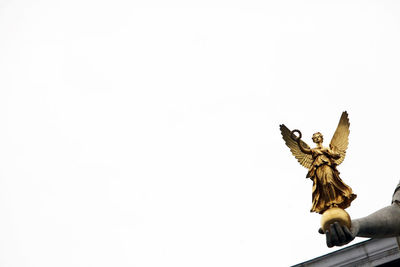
[312,132,323,143]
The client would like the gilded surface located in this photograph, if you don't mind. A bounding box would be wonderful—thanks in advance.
[280,111,356,214]
[320,207,351,232]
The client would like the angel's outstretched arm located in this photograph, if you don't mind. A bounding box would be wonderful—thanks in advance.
[280,125,313,169]
[297,140,312,155]
[290,130,312,155]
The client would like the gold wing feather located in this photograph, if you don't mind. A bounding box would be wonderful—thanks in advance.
[330,111,350,165]
[280,124,313,169]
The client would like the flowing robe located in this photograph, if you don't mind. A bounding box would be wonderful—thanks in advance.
[307,148,357,214]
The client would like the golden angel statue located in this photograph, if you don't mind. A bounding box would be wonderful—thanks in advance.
[280,111,356,226]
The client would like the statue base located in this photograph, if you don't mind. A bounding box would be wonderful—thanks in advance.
[320,207,351,232]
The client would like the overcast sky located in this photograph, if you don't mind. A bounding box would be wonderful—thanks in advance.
[1,1,400,266]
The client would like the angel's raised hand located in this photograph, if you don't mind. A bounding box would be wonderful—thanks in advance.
[290,129,302,143]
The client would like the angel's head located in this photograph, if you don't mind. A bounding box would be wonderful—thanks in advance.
[312,132,323,144]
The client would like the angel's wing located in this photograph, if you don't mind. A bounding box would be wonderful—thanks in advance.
[280,124,313,169]
[330,111,350,165]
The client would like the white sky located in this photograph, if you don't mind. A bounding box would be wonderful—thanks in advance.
[1,0,400,266]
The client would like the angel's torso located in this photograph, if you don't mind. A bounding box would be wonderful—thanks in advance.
[311,147,333,166]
